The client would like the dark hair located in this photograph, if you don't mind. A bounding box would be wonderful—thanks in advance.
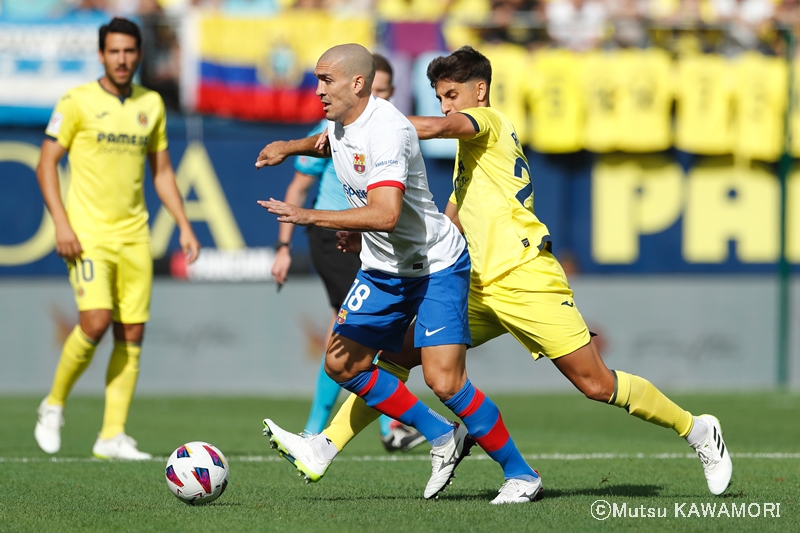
[99,17,142,51]
[426,46,492,88]
[372,53,393,83]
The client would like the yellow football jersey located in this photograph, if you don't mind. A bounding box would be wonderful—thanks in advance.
[674,53,734,155]
[527,48,584,153]
[617,48,673,153]
[450,107,551,285]
[45,81,168,243]
[733,51,787,162]
[582,50,621,153]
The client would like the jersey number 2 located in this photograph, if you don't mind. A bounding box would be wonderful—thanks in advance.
[514,156,533,211]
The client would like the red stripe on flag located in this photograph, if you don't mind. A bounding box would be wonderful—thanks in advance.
[457,389,485,419]
[474,415,510,453]
[197,83,325,122]
[374,382,417,420]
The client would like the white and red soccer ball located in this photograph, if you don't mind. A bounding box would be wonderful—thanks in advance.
[165,441,229,505]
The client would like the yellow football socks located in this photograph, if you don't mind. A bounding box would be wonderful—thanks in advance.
[324,358,411,451]
[609,370,694,438]
[47,326,98,406]
[99,340,141,440]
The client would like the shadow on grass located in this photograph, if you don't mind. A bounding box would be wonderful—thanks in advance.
[438,484,665,502]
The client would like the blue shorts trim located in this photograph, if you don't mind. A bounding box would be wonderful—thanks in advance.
[332,250,471,352]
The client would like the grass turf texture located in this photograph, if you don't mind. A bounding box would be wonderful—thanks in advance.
[2,393,798,533]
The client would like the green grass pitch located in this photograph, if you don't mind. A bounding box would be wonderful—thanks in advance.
[2,392,798,532]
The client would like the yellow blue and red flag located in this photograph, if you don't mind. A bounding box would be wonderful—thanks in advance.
[195,12,375,122]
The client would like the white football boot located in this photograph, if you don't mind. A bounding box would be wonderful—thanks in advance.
[490,475,543,505]
[263,419,331,482]
[424,422,474,499]
[690,414,732,495]
[92,433,152,460]
[34,399,64,454]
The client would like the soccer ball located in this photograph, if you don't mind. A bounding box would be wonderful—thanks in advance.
[165,441,229,505]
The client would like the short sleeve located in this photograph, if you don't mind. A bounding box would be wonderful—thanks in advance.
[459,107,499,144]
[366,118,410,193]
[294,120,329,178]
[45,92,80,149]
[148,96,169,153]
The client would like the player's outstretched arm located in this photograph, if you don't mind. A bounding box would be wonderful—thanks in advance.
[255,133,331,169]
[258,186,403,232]
[37,139,83,261]
[149,150,200,264]
[408,114,478,141]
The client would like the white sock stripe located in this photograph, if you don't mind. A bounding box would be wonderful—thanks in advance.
[2,451,798,463]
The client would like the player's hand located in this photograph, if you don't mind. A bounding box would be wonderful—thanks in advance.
[315,130,329,151]
[271,247,291,285]
[335,231,362,253]
[258,198,314,226]
[179,226,201,264]
[255,141,289,169]
[54,222,83,262]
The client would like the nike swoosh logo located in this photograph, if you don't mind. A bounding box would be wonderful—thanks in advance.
[96,112,108,119]
[561,301,574,307]
[425,327,446,337]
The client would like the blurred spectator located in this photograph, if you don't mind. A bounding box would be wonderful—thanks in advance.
[545,0,608,51]
[140,10,182,108]
[480,0,544,47]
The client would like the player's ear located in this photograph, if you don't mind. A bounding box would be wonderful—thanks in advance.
[353,74,366,96]
[476,81,488,103]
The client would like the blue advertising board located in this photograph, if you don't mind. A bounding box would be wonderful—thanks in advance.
[1,117,798,276]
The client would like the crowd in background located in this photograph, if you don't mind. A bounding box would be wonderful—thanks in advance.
[3,0,800,153]
[5,0,799,52]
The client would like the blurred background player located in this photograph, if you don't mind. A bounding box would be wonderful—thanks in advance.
[271,52,424,453]
[34,17,200,460]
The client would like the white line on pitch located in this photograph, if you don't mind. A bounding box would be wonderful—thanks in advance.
[1,452,798,464]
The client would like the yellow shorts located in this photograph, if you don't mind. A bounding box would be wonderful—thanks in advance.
[468,249,591,360]
[68,241,152,324]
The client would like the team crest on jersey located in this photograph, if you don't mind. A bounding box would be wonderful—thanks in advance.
[138,112,148,127]
[337,308,348,324]
[353,153,366,174]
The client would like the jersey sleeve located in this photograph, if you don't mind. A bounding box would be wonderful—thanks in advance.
[366,118,410,193]
[148,95,169,153]
[45,92,80,149]
[293,120,329,178]
[459,107,500,144]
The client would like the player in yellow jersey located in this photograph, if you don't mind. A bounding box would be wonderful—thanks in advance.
[34,18,199,460]
[272,46,733,500]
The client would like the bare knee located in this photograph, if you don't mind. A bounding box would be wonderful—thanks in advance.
[324,354,353,382]
[323,335,376,383]
[579,380,614,403]
[112,322,144,344]
[424,374,465,402]
[79,310,112,341]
